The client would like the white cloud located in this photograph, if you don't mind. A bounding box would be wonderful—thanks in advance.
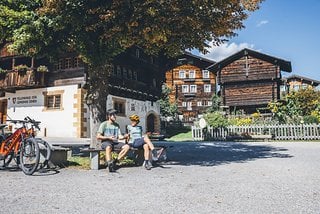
[257,20,269,27]
[199,42,256,62]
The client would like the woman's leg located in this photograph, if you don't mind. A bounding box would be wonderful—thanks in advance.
[144,135,158,161]
[143,143,152,170]
[143,143,150,160]
[143,135,155,150]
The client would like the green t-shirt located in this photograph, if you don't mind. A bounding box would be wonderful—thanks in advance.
[126,125,143,144]
[98,121,122,142]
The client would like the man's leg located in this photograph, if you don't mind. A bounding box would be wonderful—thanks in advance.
[105,145,115,172]
[105,145,112,162]
[117,144,130,160]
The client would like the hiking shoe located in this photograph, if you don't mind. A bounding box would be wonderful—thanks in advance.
[151,149,158,161]
[107,162,116,172]
[143,160,152,170]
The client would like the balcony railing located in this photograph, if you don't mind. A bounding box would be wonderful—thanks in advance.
[0,69,46,90]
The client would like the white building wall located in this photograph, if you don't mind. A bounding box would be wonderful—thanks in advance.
[106,95,160,134]
[4,85,79,137]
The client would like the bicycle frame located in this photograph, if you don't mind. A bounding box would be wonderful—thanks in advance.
[0,117,42,175]
[0,126,28,158]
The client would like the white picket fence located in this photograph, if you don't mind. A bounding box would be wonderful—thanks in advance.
[192,124,320,141]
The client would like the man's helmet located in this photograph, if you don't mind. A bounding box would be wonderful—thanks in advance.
[129,114,140,122]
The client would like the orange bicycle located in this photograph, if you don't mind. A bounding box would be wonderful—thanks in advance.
[0,117,41,175]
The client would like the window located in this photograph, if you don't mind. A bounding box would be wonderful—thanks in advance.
[133,71,138,80]
[113,98,126,116]
[112,65,117,76]
[189,70,195,79]
[208,101,212,106]
[190,85,197,93]
[204,84,211,93]
[136,49,140,58]
[128,69,133,79]
[182,85,189,93]
[65,58,72,69]
[153,79,157,87]
[74,57,82,68]
[123,67,127,79]
[179,70,186,79]
[182,102,187,107]
[302,83,308,89]
[187,102,192,110]
[57,59,63,70]
[202,70,210,79]
[43,90,64,111]
[117,66,122,77]
[293,85,300,91]
[130,103,135,111]
[197,101,202,106]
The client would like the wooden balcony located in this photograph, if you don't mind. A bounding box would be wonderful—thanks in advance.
[0,70,46,92]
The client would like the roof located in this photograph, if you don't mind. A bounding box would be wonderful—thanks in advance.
[165,52,215,71]
[206,48,292,73]
[284,74,320,86]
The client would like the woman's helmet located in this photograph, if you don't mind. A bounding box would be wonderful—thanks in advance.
[129,114,140,122]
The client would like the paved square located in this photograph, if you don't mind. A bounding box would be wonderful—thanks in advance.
[1,141,319,213]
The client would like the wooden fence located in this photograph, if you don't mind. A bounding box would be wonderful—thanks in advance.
[192,124,320,141]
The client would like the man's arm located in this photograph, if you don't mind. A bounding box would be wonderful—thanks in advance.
[97,132,117,141]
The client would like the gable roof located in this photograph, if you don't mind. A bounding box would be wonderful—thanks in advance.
[165,52,215,71]
[206,48,292,73]
[284,74,320,86]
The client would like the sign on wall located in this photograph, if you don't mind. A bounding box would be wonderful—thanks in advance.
[11,95,39,106]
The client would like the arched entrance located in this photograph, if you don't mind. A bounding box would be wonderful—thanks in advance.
[146,111,160,133]
[146,114,155,133]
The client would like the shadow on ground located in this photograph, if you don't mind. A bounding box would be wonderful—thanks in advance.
[154,141,293,167]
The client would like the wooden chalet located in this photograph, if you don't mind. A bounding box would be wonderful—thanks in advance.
[165,52,216,124]
[207,48,292,114]
[0,45,164,137]
[283,74,320,92]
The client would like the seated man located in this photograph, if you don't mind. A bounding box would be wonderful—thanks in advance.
[97,109,130,172]
[126,114,158,170]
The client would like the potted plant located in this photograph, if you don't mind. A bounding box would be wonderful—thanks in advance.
[36,65,48,73]
[15,64,29,74]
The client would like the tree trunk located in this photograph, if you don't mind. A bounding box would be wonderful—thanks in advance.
[86,64,111,148]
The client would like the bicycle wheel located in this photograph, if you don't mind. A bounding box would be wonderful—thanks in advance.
[19,138,40,175]
[36,139,52,169]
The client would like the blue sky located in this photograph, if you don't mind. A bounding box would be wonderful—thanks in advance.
[198,0,320,80]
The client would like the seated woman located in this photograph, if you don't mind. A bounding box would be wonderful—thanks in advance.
[126,114,158,170]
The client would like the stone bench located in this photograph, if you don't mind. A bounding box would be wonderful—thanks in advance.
[81,145,167,170]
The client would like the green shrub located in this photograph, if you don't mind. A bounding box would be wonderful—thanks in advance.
[303,115,319,124]
[204,112,229,128]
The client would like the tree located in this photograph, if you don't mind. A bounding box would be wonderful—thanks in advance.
[0,0,263,144]
[159,84,178,119]
[268,87,320,124]
[206,94,221,113]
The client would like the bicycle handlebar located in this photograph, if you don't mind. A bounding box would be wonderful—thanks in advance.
[7,117,41,130]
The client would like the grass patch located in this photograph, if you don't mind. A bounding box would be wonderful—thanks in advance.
[66,152,136,170]
[166,130,193,141]
[67,156,91,170]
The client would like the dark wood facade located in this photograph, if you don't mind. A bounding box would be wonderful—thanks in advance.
[0,46,163,100]
[208,49,292,114]
[165,53,216,123]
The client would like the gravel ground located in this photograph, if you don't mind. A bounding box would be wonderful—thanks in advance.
[1,141,320,214]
